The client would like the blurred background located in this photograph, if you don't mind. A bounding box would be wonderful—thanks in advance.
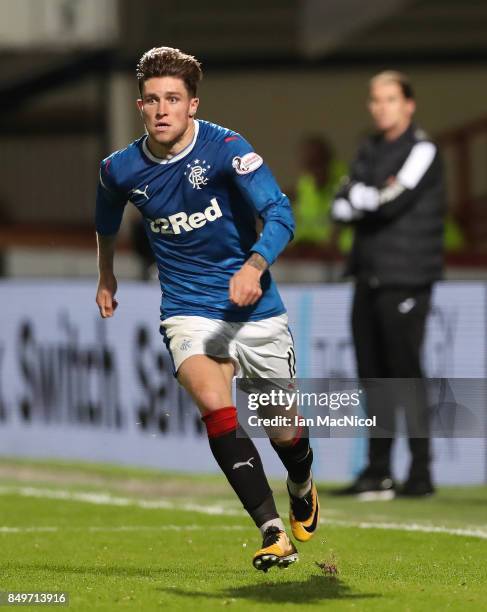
[0,0,486,484]
[1,0,487,279]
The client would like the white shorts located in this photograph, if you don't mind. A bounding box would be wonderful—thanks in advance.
[160,313,296,379]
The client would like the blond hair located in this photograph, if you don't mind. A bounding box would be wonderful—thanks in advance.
[370,70,414,99]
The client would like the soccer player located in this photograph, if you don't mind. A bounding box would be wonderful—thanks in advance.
[95,47,319,571]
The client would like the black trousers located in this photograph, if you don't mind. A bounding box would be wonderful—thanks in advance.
[352,282,432,478]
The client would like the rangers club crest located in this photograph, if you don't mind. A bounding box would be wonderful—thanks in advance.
[184,159,211,190]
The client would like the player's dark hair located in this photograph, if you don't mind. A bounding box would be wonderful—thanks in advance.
[370,70,415,100]
[136,47,203,97]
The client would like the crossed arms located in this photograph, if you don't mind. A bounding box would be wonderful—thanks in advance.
[331,141,437,224]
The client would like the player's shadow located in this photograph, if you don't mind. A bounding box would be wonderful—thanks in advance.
[158,575,381,604]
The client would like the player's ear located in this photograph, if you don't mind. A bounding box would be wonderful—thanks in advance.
[136,98,144,116]
[189,97,199,118]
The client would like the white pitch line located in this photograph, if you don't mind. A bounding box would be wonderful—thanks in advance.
[0,525,250,534]
[0,526,58,533]
[0,485,244,516]
[87,525,250,532]
[1,485,486,540]
[1,521,486,540]
[320,518,487,540]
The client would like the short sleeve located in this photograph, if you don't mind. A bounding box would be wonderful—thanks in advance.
[95,156,128,235]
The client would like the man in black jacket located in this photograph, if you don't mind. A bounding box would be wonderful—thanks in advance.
[332,71,446,498]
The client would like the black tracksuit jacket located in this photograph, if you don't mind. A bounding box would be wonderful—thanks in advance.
[335,124,446,287]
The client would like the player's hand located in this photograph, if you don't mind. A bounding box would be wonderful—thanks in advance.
[96,273,119,318]
[229,263,263,307]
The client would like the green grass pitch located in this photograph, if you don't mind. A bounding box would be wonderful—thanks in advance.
[0,458,486,611]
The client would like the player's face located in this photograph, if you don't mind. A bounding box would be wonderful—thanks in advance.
[368,80,415,137]
[137,77,199,152]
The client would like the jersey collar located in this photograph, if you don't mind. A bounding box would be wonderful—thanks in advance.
[142,120,200,164]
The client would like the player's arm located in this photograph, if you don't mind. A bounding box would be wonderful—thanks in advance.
[96,234,119,318]
[226,141,295,307]
[229,252,268,307]
[95,158,127,318]
[332,141,438,223]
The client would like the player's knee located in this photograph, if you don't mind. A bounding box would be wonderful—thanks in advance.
[270,434,295,447]
[195,389,231,415]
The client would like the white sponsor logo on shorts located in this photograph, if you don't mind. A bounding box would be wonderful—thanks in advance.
[232,152,263,175]
[150,198,222,235]
[232,457,255,470]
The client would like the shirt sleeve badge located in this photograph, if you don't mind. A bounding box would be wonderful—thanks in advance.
[232,152,263,175]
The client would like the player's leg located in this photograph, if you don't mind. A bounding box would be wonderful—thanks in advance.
[177,355,297,571]
[178,354,281,529]
[161,315,297,570]
[235,314,319,542]
[270,425,318,542]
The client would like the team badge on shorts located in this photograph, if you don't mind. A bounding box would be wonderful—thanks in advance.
[185,159,211,189]
[179,338,193,351]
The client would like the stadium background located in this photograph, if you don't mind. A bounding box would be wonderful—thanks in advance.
[1,3,487,610]
[0,0,486,484]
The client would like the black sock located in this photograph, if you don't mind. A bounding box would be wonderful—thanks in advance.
[270,425,313,484]
[202,407,279,528]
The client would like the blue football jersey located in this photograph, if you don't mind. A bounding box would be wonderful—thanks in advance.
[96,120,295,322]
